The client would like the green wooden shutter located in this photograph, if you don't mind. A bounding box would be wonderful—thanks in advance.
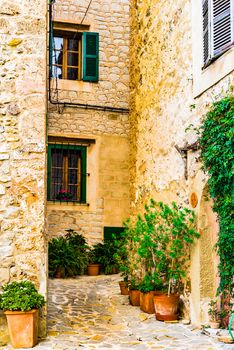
[212,0,233,57]
[82,32,99,82]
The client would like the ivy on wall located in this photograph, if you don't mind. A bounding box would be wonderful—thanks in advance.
[198,96,234,294]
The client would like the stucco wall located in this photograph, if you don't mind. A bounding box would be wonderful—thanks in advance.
[129,0,234,325]
[0,0,47,343]
[47,0,130,242]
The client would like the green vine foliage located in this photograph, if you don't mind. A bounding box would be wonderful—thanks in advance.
[198,96,234,294]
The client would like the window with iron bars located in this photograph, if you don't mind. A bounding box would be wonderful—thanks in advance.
[47,143,87,203]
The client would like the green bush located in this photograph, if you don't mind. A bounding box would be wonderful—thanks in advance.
[48,230,89,277]
[0,281,45,312]
[198,96,234,294]
[91,241,118,274]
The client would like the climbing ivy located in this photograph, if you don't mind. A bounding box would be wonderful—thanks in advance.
[198,96,234,294]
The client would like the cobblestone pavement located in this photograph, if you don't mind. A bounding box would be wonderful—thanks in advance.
[3,275,234,349]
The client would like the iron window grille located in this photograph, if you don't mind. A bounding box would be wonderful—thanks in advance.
[47,143,87,203]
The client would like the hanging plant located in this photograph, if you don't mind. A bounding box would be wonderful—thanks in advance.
[198,95,234,294]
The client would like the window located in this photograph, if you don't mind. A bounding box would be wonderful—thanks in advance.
[51,29,99,82]
[203,0,234,66]
[47,144,87,203]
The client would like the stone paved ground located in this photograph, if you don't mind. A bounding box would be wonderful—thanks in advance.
[3,275,234,349]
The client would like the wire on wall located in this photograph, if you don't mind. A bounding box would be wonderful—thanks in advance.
[48,0,129,114]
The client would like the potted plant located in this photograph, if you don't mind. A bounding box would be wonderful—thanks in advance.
[0,280,45,348]
[208,299,221,329]
[128,277,141,306]
[56,189,74,201]
[150,201,200,321]
[126,200,199,320]
[138,274,163,313]
[48,230,89,278]
[93,241,119,275]
[87,244,102,276]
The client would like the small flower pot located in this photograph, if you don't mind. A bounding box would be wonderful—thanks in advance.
[119,281,129,295]
[87,264,100,276]
[153,293,180,321]
[209,320,220,329]
[129,290,140,306]
[140,291,155,314]
[4,309,38,348]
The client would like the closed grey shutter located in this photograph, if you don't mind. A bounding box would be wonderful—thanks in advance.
[212,0,233,57]
[203,0,211,64]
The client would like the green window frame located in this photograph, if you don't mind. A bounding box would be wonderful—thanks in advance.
[47,144,87,203]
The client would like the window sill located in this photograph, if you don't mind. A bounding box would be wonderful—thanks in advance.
[47,200,89,211]
[50,78,97,92]
[193,46,234,98]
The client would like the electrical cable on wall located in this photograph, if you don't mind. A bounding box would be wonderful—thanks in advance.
[81,0,93,24]
[48,0,129,114]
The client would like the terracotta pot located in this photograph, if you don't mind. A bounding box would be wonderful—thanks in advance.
[209,320,220,329]
[129,290,140,306]
[153,293,180,321]
[54,267,65,278]
[111,267,119,274]
[4,309,38,348]
[140,291,155,314]
[119,281,129,295]
[87,264,100,276]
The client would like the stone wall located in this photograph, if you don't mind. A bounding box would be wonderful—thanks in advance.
[47,0,130,242]
[129,0,234,325]
[0,0,47,343]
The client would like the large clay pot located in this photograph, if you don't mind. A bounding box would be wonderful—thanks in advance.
[140,291,155,314]
[4,309,38,348]
[119,281,129,295]
[153,294,180,321]
[129,290,140,306]
[87,264,100,276]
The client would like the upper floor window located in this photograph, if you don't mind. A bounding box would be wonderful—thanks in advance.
[203,0,234,67]
[51,29,99,82]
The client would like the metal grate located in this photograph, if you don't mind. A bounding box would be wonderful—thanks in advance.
[48,143,87,203]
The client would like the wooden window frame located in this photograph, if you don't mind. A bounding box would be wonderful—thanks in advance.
[47,143,87,203]
[52,32,82,81]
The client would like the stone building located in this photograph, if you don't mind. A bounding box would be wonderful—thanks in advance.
[0,0,130,342]
[0,0,233,343]
[47,0,130,245]
[130,0,234,326]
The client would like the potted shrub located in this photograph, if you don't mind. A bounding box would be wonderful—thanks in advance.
[128,277,141,306]
[151,201,200,321]
[138,274,163,313]
[208,299,221,329]
[48,230,89,278]
[93,241,119,275]
[87,244,102,276]
[0,280,45,348]
[126,200,199,320]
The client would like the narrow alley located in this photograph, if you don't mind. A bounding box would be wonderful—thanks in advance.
[5,275,233,350]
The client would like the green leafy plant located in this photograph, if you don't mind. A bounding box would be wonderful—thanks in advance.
[48,230,89,277]
[198,96,234,294]
[0,281,45,312]
[92,241,118,274]
[125,200,199,295]
[138,274,163,293]
[208,299,220,321]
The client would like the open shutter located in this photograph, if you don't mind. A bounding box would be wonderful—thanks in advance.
[212,0,233,57]
[82,32,99,82]
[203,0,211,64]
